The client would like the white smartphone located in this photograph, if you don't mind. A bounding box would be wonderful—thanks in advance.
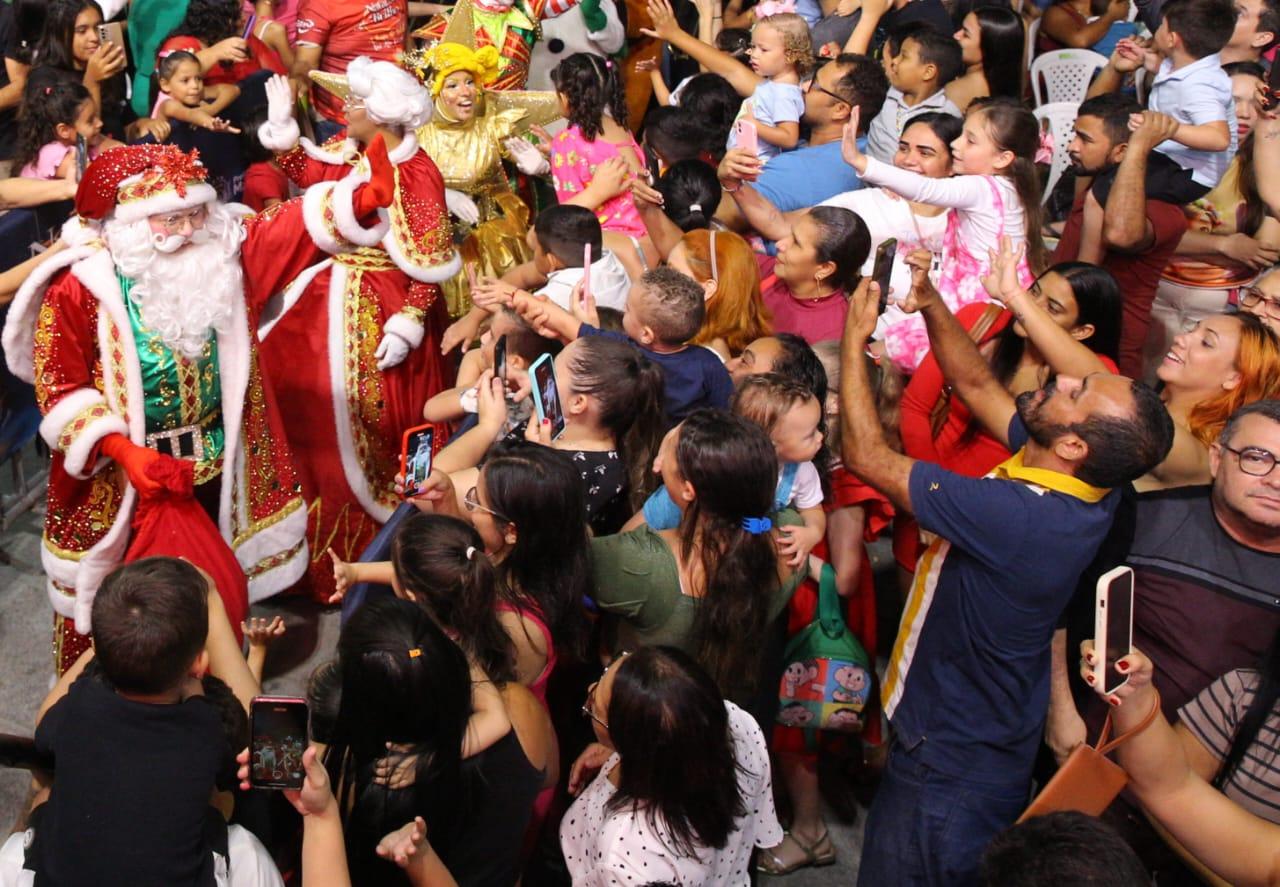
[1094,565,1135,695]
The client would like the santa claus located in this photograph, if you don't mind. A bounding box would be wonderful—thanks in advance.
[3,139,398,673]
[256,59,459,601]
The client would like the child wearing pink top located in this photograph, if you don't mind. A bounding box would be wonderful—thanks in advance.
[549,53,650,240]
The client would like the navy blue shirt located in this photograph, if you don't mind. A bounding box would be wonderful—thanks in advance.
[579,324,733,423]
[885,416,1119,786]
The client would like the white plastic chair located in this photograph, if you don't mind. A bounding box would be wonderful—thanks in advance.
[1034,101,1081,205]
[1025,17,1042,73]
[1030,49,1108,106]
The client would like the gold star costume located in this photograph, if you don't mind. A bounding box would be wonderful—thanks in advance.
[400,26,562,315]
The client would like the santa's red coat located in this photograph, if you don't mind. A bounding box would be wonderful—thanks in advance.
[258,133,458,601]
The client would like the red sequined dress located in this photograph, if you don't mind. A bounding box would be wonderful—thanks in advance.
[259,132,458,602]
[4,200,328,674]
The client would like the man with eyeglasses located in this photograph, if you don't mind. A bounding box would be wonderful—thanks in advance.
[716,54,889,225]
[1240,267,1280,335]
[1049,399,1280,869]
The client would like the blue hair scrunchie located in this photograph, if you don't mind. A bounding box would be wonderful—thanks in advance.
[740,516,773,534]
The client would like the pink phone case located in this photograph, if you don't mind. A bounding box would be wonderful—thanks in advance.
[736,119,759,156]
[582,243,592,309]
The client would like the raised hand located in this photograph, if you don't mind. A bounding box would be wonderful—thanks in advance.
[327,548,357,603]
[640,0,682,40]
[841,113,867,173]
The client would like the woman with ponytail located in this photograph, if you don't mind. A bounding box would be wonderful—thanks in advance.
[435,335,667,532]
[591,409,808,702]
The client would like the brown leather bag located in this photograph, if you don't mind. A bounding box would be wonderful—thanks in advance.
[1018,690,1162,823]
[928,303,1006,440]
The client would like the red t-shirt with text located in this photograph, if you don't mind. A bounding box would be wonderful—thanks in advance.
[295,0,407,122]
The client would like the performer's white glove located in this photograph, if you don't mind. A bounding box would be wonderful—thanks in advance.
[445,188,481,226]
[504,138,551,176]
[375,331,412,370]
[257,74,300,152]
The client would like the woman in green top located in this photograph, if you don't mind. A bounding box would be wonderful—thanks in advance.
[592,409,808,700]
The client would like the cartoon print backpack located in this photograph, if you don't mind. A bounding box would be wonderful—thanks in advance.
[777,563,873,733]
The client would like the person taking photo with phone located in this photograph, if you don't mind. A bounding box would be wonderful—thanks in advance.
[838,258,1174,885]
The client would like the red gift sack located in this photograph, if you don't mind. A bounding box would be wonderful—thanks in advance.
[124,458,248,644]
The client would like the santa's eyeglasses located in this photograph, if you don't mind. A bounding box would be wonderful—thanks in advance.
[151,206,208,233]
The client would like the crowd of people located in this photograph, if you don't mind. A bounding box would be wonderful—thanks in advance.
[0,0,1279,884]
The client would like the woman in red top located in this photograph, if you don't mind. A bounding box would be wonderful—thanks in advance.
[895,252,1122,572]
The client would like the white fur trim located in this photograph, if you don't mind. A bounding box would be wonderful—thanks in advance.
[301,182,347,254]
[258,118,301,153]
[379,207,463,283]
[384,311,425,349]
[59,215,102,248]
[240,499,310,602]
[112,183,218,224]
[386,131,420,166]
[3,244,99,383]
[301,136,359,164]
[332,172,391,247]
[326,264,395,524]
[39,388,128,480]
[259,260,333,340]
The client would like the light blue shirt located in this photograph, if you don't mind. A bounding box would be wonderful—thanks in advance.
[1148,52,1237,189]
[754,138,865,212]
[727,81,806,162]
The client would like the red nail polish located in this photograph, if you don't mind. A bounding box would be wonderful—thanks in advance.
[1116,661,1128,672]
[1108,696,1120,707]
[1085,674,1095,685]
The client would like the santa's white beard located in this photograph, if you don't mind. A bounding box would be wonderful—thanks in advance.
[103,204,246,360]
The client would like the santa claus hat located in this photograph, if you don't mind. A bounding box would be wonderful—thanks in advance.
[75,144,218,224]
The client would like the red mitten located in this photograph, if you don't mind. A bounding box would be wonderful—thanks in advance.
[99,433,183,498]
[353,133,395,217]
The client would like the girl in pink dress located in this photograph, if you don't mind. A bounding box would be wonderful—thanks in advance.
[549,53,650,241]
[841,97,1047,371]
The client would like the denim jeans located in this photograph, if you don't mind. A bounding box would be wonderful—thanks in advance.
[857,741,1029,887]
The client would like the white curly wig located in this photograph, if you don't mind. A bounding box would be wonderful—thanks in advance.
[347,57,434,130]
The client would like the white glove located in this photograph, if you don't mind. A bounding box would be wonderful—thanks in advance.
[375,332,412,370]
[257,74,300,152]
[445,189,480,225]
[504,138,551,176]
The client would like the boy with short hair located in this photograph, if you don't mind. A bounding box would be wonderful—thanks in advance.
[864,28,964,163]
[515,267,734,422]
[443,206,632,353]
[1077,0,1237,263]
[528,205,632,312]
[1122,0,1238,201]
[19,558,251,886]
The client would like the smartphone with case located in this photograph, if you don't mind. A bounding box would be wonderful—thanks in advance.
[735,118,759,157]
[1094,566,1135,696]
[75,135,88,181]
[871,238,897,313]
[243,13,257,40]
[399,423,434,497]
[529,353,566,440]
[494,334,507,382]
[250,696,308,790]
[97,21,126,49]
[582,242,592,311]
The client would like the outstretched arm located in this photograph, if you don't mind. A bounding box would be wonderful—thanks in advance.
[840,276,918,511]
[641,0,762,96]
[904,252,1017,448]
[1083,645,1280,887]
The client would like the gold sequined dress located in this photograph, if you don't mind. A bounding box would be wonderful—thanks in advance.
[418,102,535,316]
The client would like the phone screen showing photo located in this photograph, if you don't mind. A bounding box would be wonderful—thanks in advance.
[872,238,897,311]
[250,697,308,790]
[401,425,434,497]
[495,334,507,382]
[1102,571,1134,695]
[531,355,566,440]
